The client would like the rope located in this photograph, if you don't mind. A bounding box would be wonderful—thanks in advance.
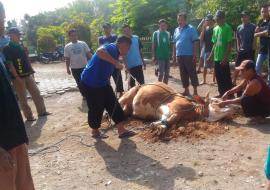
[28,134,94,157]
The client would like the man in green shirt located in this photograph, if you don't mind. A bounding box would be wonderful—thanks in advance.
[152,19,171,84]
[207,10,233,97]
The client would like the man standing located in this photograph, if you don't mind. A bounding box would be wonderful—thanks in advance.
[254,4,270,85]
[207,10,233,97]
[80,36,135,139]
[3,27,50,121]
[98,23,124,96]
[64,29,92,96]
[173,12,199,96]
[200,14,215,85]
[233,11,256,86]
[0,2,35,189]
[122,24,146,88]
[152,19,171,84]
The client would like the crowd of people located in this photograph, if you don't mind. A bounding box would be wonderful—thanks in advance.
[1,0,270,189]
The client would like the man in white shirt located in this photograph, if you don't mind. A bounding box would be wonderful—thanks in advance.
[64,29,92,96]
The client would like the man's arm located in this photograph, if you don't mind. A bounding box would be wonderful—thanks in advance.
[152,33,156,61]
[222,80,247,100]
[221,41,232,66]
[65,57,71,75]
[172,43,176,64]
[96,48,123,69]
[86,51,92,60]
[138,38,145,69]
[0,147,13,172]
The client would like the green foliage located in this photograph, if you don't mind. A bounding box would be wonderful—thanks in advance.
[63,16,92,48]
[37,34,56,53]
[37,26,64,45]
[196,0,268,29]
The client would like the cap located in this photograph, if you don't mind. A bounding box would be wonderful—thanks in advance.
[102,23,112,28]
[215,10,225,19]
[7,27,22,35]
[235,60,255,70]
[240,11,249,17]
[205,14,214,21]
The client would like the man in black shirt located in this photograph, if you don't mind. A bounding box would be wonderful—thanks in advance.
[3,27,50,121]
[0,2,35,189]
[254,4,269,79]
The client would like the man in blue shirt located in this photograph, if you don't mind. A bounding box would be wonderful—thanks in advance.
[80,35,135,139]
[122,24,145,88]
[173,12,199,96]
[98,23,124,97]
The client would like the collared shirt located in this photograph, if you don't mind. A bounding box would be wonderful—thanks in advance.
[81,43,120,88]
[237,23,256,53]
[3,41,34,77]
[173,24,199,56]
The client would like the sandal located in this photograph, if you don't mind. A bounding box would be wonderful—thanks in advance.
[118,130,136,138]
[92,133,109,139]
[26,117,36,122]
[38,112,52,117]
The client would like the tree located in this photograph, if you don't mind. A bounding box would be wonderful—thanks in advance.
[37,34,56,53]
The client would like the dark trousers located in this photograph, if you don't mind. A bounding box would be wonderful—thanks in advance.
[80,83,126,129]
[241,96,270,118]
[111,68,124,92]
[129,65,145,88]
[71,68,84,87]
[177,56,199,88]
[214,62,233,96]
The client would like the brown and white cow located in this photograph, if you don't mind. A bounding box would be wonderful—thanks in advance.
[119,82,236,133]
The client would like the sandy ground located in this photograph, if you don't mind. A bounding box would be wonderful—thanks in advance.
[24,61,270,190]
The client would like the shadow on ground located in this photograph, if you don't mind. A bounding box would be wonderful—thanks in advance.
[95,139,196,190]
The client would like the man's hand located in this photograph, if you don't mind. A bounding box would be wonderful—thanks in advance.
[0,148,14,172]
[67,68,71,75]
[115,62,124,70]
[217,101,227,108]
[222,91,230,101]
[192,56,197,65]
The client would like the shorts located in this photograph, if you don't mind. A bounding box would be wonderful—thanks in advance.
[203,52,213,69]
[236,50,255,67]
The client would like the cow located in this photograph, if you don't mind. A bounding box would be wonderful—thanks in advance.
[119,82,237,134]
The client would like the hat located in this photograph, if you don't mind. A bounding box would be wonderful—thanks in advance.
[240,11,249,17]
[205,14,214,21]
[215,10,225,19]
[102,23,112,28]
[7,27,22,35]
[235,60,255,70]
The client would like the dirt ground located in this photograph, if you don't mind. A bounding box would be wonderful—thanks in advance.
[24,61,270,190]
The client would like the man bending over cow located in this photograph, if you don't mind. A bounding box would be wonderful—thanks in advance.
[80,36,136,139]
[217,60,270,121]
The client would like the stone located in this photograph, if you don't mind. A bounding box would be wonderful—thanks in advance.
[198,171,204,177]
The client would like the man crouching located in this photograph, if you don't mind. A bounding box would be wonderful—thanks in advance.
[80,35,136,139]
[217,60,270,121]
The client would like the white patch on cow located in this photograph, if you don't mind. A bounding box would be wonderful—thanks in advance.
[160,104,170,121]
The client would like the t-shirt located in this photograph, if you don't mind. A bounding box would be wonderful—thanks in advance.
[203,27,214,53]
[64,40,90,69]
[236,23,256,53]
[173,24,199,56]
[125,35,143,69]
[98,34,117,46]
[257,19,270,54]
[152,30,170,61]
[212,23,233,62]
[3,41,34,77]
[81,43,120,88]
[0,59,28,151]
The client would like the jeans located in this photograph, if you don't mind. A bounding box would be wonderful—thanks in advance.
[255,53,268,76]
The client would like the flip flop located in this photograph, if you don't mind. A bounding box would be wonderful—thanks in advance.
[118,130,136,138]
[92,133,109,139]
[26,118,36,122]
[38,112,52,117]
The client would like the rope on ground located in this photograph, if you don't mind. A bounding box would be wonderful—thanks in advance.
[28,134,94,157]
